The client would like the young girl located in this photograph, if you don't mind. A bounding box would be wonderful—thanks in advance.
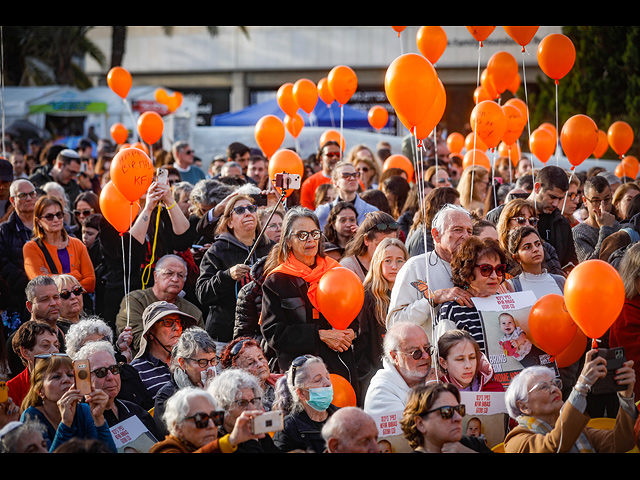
[506,225,565,298]
[437,329,504,392]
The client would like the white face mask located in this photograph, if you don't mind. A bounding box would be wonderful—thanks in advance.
[200,366,217,387]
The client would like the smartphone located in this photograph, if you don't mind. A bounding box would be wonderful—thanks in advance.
[274,173,301,190]
[157,168,168,185]
[251,410,284,435]
[592,347,627,395]
[73,359,93,395]
[249,193,268,206]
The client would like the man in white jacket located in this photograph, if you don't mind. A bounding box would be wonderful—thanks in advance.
[386,204,475,337]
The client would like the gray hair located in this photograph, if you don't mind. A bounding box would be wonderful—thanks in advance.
[618,242,640,299]
[0,420,47,453]
[171,181,193,203]
[382,321,426,364]
[25,275,56,303]
[504,365,556,419]
[189,178,235,211]
[274,355,326,414]
[65,316,114,358]
[72,339,116,364]
[154,254,188,273]
[163,387,218,437]
[9,179,35,197]
[170,327,217,370]
[207,368,263,412]
[171,140,190,157]
[279,206,324,260]
[220,161,242,176]
[431,203,471,236]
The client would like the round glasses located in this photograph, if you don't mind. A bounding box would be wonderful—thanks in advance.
[187,357,218,368]
[475,263,507,278]
[397,345,434,360]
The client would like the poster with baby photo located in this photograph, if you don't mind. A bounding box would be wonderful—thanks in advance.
[472,291,558,390]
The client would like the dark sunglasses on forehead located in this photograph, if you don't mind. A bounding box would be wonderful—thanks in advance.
[187,410,225,428]
[367,222,398,233]
[425,404,466,420]
[91,364,122,378]
[476,263,507,277]
[59,286,84,300]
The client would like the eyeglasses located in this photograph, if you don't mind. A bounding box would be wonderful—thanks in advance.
[235,397,263,409]
[357,166,370,173]
[186,410,225,429]
[585,196,612,207]
[436,177,452,184]
[232,204,258,215]
[425,404,466,420]
[74,208,94,217]
[475,263,507,277]
[528,378,563,395]
[187,357,218,368]
[40,211,64,221]
[397,345,434,360]
[59,286,84,300]
[292,229,322,241]
[340,171,361,180]
[13,191,37,200]
[158,270,187,282]
[91,364,122,378]
[367,222,399,233]
[158,317,182,329]
[183,149,195,155]
[510,216,539,227]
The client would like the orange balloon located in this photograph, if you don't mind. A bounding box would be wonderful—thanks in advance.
[284,113,304,138]
[327,65,358,105]
[622,154,640,170]
[254,115,285,158]
[329,374,357,408]
[383,154,414,181]
[130,142,149,156]
[99,181,140,234]
[391,26,406,36]
[564,259,625,340]
[317,267,364,330]
[319,129,345,151]
[529,128,556,163]
[480,69,499,101]
[412,79,447,141]
[538,122,557,143]
[268,149,304,198]
[368,105,389,130]
[385,53,439,130]
[561,114,599,168]
[487,51,519,95]
[593,130,609,159]
[416,26,447,65]
[615,161,639,179]
[155,88,169,105]
[466,26,496,45]
[465,132,488,153]
[110,123,129,145]
[137,111,164,145]
[473,86,492,105]
[317,77,334,106]
[504,98,528,122]
[554,327,588,368]
[502,104,526,145]
[607,121,634,157]
[447,132,465,155]
[109,147,155,203]
[537,33,576,83]
[463,149,491,171]
[166,92,183,113]
[499,141,521,165]
[503,26,540,51]
[277,83,299,118]
[292,78,318,115]
[529,294,578,355]
[470,100,507,149]
[508,72,521,94]
[107,66,132,99]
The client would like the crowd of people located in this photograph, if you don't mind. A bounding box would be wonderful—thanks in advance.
[0,128,639,454]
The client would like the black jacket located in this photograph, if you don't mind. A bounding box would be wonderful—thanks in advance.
[196,232,273,342]
[0,212,32,315]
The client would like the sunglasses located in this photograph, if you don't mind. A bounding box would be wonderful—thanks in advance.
[511,216,539,227]
[186,410,225,428]
[291,354,315,382]
[91,364,122,379]
[475,263,507,277]
[40,211,64,221]
[367,222,398,233]
[398,345,434,360]
[158,318,182,329]
[232,204,258,215]
[425,404,466,420]
[230,338,251,357]
[323,152,341,159]
[59,286,84,300]
[341,171,361,180]
[293,229,322,241]
[74,208,94,217]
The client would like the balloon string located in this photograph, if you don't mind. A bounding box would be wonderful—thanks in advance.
[520,49,537,213]
[554,82,560,166]
[120,234,129,328]
[0,27,6,161]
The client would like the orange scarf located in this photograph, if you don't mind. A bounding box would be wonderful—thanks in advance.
[267,254,340,312]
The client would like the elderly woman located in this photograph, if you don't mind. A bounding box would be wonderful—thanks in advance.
[208,368,281,453]
[0,419,50,453]
[150,386,262,453]
[23,196,95,294]
[400,382,491,453]
[503,349,638,453]
[219,337,283,411]
[340,210,399,281]
[54,274,85,324]
[271,354,339,453]
[196,194,274,348]
[260,207,359,395]
[435,236,509,355]
[19,353,116,452]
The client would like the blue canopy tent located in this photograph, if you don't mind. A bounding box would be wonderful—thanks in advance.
[211,98,384,130]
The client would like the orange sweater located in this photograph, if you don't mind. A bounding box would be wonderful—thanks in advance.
[23,236,96,293]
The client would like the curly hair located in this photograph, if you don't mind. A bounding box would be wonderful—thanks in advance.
[451,236,507,289]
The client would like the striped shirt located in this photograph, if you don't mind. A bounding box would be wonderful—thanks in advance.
[131,353,171,400]
[435,301,486,353]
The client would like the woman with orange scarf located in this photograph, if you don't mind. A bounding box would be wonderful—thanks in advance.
[260,207,360,401]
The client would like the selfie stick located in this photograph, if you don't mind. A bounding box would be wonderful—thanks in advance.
[244,175,291,265]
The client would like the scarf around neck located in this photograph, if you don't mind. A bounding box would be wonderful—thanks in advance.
[517,413,595,453]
